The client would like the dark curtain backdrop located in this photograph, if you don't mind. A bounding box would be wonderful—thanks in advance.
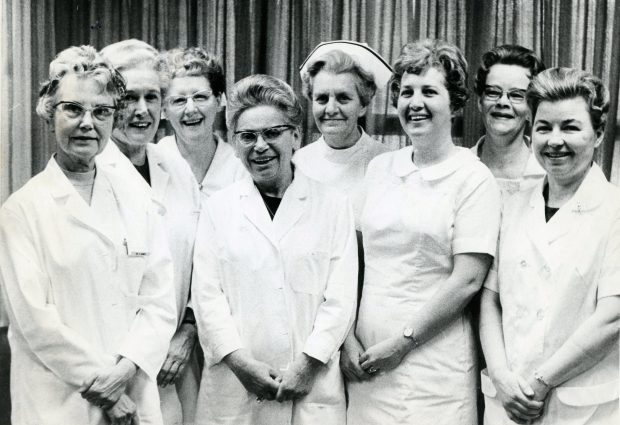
[2,0,620,202]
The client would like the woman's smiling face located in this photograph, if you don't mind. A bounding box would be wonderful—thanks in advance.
[311,71,366,148]
[532,96,602,186]
[112,65,162,149]
[396,67,453,141]
[234,105,297,193]
[478,64,532,139]
[164,75,219,143]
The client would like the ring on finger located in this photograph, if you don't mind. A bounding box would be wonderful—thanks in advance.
[368,366,379,374]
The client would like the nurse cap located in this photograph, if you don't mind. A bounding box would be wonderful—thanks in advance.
[299,40,393,88]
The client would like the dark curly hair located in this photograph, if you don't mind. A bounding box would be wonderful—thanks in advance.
[474,44,545,96]
[390,39,469,111]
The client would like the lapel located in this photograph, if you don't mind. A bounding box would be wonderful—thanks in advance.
[524,180,554,266]
[96,143,152,248]
[238,172,309,248]
[239,178,278,248]
[147,145,170,204]
[525,164,608,265]
[201,135,231,191]
[272,174,308,242]
[546,165,607,244]
[90,168,125,245]
[46,158,117,247]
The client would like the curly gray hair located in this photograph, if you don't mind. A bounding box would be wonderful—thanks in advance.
[36,45,126,123]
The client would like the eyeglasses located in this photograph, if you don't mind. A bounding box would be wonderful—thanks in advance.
[483,86,527,104]
[54,101,117,121]
[166,89,213,109]
[234,125,294,146]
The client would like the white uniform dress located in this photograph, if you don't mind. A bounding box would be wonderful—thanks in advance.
[192,171,358,425]
[471,136,545,198]
[100,141,202,425]
[0,155,177,425]
[481,164,619,425]
[347,146,501,425]
[158,135,249,200]
[293,129,390,227]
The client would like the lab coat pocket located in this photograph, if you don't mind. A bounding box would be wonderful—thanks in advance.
[119,255,148,295]
[556,379,619,406]
[551,380,619,425]
[289,251,330,295]
[480,369,507,424]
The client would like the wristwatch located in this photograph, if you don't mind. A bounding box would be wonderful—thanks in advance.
[403,327,420,348]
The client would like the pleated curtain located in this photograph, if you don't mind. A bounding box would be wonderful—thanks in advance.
[2,0,620,202]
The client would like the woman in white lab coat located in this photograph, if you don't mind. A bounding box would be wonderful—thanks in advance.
[192,74,358,425]
[100,39,202,425]
[0,46,177,425]
[346,39,501,424]
[157,47,248,200]
[479,68,619,425]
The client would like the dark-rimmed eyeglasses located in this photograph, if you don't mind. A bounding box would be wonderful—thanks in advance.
[234,125,295,146]
[483,86,527,104]
[166,89,213,109]
[54,101,117,121]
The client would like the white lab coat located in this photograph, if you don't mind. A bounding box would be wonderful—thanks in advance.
[157,135,249,201]
[0,155,177,425]
[481,164,620,425]
[293,129,390,228]
[192,172,358,425]
[100,141,202,425]
[347,147,501,425]
[100,141,200,326]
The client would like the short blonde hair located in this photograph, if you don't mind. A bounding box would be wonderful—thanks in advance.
[36,45,125,122]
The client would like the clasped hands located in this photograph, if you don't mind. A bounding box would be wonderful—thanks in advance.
[224,349,322,403]
[341,334,412,382]
[491,369,550,424]
[80,357,139,424]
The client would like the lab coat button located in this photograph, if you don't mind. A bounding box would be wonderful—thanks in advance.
[520,260,527,268]
[537,310,544,320]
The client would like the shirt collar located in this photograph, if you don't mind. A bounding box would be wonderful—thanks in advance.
[530,163,608,213]
[239,166,308,200]
[394,146,477,181]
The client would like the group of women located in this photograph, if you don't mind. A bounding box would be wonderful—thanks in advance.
[0,35,617,425]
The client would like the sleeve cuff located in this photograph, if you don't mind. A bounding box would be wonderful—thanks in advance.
[303,335,338,364]
[116,349,158,381]
[210,337,244,365]
[453,237,497,256]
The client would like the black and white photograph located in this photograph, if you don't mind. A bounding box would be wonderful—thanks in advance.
[0,1,619,424]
